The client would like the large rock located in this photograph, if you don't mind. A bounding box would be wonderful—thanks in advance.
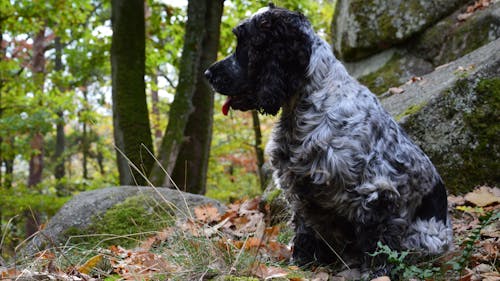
[332,0,468,61]
[346,1,500,94]
[380,38,500,194]
[21,186,226,256]
[409,0,500,66]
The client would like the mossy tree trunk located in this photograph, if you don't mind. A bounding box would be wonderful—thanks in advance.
[171,0,224,194]
[150,67,163,149]
[111,0,154,185]
[54,37,66,196]
[149,0,212,187]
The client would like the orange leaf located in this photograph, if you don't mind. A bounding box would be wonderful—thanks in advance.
[465,186,500,207]
[266,241,292,260]
[78,254,103,274]
[220,210,238,221]
[245,237,264,250]
[265,226,281,239]
[194,203,221,223]
[138,227,174,250]
[252,263,288,280]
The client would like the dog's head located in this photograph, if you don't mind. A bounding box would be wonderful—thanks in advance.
[205,4,313,116]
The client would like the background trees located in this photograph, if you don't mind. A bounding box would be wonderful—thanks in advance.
[148,0,211,187]
[111,0,154,185]
[0,0,334,257]
[170,0,224,194]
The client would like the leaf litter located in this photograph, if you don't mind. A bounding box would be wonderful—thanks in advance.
[1,186,498,280]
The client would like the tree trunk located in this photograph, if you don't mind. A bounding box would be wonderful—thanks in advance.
[149,0,208,187]
[111,0,154,185]
[82,90,89,179]
[0,30,3,236]
[171,0,224,194]
[4,157,13,189]
[252,111,266,190]
[54,37,66,195]
[151,68,162,148]
[26,132,43,236]
[26,27,46,237]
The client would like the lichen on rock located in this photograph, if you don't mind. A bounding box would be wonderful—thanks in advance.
[410,1,500,66]
[332,0,469,61]
[402,76,500,194]
[380,39,500,194]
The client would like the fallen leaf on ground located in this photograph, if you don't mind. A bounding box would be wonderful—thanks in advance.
[194,203,221,223]
[448,195,466,206]
[78,254,103,274]
[465,186,500,207]
[370,276,391,281]
[457,0,493,21]
[480,221,500,237]
[138,227,174,250]
[251,263,288,280]
[388,87,404,95]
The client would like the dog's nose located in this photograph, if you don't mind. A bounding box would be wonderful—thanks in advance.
[204,69,212,80]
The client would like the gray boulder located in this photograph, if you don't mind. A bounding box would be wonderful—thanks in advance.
[21,186,226,256]
[337,1,500,95]
[332,0,468,61]
[409,0,500,66]
[380,38,500,193]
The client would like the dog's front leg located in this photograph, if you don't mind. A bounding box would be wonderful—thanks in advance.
[355,218,407,277]
[291,213,342,267]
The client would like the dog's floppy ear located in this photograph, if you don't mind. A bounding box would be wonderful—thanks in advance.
[254,55,288,115]
[248,10,312,115]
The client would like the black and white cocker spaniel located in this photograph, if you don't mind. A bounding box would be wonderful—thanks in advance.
[205,4,452,276]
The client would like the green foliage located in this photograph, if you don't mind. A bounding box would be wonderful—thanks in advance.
[446,211,499,275]
[0,186,69,218]
[370,242,440,280]
[207,1,335,202]
[207,112,267,202]
[154,232,258,280]
[369,211,500,280]
[219,0,335,57]
[0,184,70,257]
[0,0,337,259]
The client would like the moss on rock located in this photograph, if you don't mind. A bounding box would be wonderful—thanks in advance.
[403,77,500,194]
[359,53,404,94]
[459,78,500,189]
[358,52,433,95]
[332,0,468,61]
[411,2,500,66]
[395,103,426,122]
[65,195,175,248]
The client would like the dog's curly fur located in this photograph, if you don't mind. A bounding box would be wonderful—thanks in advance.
[205,5,452,275]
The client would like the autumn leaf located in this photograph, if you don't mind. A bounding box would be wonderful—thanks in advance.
[138,227,175,250]
[251,263,288,280]
[370,276,391,281]
[266,240,292,260]
[78,254,103,274]
[194,203,221,224]
[388,87,404,95]
[464,186,500,207]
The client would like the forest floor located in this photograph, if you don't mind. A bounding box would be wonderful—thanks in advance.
[1,186,498,281]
